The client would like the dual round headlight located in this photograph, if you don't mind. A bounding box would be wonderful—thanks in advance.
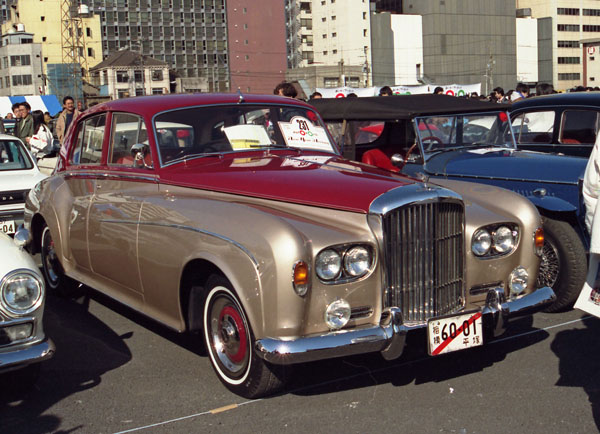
[1,270,44,316]
[315,245,372,282]
[472,225,518,257]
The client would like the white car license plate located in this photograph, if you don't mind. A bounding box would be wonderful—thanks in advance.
[428,311,483,356]
[0,220,15,235]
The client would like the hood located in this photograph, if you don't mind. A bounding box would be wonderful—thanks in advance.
[0,168,47,192]
[424,147,587,184]
[158,151,417,213]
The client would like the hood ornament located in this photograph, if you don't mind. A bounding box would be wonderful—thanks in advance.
[415,171,431,188]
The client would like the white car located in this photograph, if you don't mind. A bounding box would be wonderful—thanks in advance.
[0,230,54,383]
[0,135,47,235]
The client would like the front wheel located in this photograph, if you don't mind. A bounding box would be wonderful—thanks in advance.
[536,217,587,312]
[202,274,286,398]
[40,224,79,297]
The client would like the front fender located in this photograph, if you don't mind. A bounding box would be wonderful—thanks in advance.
[526,194,577,213]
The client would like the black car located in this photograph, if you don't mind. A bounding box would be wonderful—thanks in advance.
[510,92,600,157]
[313,94,589,312]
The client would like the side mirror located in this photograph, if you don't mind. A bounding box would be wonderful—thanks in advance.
[391,153,406,168]
[130,143,152,168]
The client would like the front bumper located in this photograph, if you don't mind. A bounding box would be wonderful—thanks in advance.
[0,338,55,372]
[255,286,555,365]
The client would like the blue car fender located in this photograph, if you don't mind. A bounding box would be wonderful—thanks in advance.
[525,194,577,213]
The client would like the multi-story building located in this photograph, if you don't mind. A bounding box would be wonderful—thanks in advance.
[0,29,43,97]
[0,0,102,101]
[517,0,600,91]
[402,0,517,94]
[226,1,287,94]
[85,0,228,92]
[89,49,170,99]
[286,0,372,91]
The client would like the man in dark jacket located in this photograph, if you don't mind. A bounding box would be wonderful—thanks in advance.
[16,102,33,148]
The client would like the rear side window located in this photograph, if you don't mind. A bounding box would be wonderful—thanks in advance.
[70,114,106,165]
[512,111,555,144]
[559,110,600,144]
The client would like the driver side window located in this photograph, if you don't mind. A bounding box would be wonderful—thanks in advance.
[109,113,148,166]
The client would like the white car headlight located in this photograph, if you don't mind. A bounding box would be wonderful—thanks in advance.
[472,229,492,256]
[315,249,342,281]
[1,270,44,315]
[493,226,515,253]
[343,246,371,277]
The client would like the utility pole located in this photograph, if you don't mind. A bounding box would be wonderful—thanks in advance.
[60,1,88,102]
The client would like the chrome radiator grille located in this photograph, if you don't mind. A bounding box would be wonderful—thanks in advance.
[382,201,465,323]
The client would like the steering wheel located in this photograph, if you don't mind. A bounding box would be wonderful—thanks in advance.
[420,135,443,151]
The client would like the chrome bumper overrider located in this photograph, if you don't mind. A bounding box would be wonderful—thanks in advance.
[0,338,55,372]
[255,286,556,365]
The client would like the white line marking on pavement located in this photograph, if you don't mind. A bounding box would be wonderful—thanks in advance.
[112,315,592,434]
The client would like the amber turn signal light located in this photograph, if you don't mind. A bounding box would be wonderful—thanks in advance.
[534,227,544,255]
[293,261,310,296]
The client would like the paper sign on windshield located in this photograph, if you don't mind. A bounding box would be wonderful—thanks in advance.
[223,125,272,149]
[278,117,333,151]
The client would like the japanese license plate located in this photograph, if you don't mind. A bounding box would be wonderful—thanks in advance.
[428,311,483,356]
[0,220,15,235]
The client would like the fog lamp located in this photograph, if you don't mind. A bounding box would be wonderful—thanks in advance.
[324,299,351,330]
[509,266,529,296]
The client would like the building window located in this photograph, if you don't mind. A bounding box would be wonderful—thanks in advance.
[245,55,249,60]
[583,25,600,32]
[558,40,580,48]
[301,18,312,30]
[332,15,336,20]
[40,16,45,21]
[558,24,580,31]
[324,77,339,88]
[322,34,327,38]
[10,55,30,66]
[88,48,95,57]
[557,8,579,15]
[152,70,163,80]
[323,51,327,55]
[332,32,336,37]
[4,76,9,87]
[332,49,337,54]
[591,77,596,81]
[12,74,32,86]
[116,71,129,83]
[134,70,143,83]
[558,72,581,80]
[584,9,600,16]
[558,57,581,64]
[152,87,163,94]
[86,27,92,37]
[363,29,367,36]
[243,23,248,29]
[322,17,326,22]
[363,12,366,19]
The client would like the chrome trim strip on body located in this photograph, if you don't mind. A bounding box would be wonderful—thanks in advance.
[61,170,159,183]
[98,219,259,267]
[369,183,463,216]
[254,286,556,365]
[0,338,55,371]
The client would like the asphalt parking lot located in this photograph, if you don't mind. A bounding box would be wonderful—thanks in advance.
[1,285,600,434]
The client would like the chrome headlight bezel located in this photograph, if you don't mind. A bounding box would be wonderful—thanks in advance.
[0,269,44,316]
[315,243,374,284]
[472,224,519,258]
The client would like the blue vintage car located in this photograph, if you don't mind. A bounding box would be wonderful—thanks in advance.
[313,94,588,312]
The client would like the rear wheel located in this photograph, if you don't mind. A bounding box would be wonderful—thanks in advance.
[536,217,587,312]
[40,224,79,297]
[202,274,285,398]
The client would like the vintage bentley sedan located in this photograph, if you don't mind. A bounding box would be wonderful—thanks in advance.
[313,95,588,313]
[24,94,554,397]
[0,230,54,384]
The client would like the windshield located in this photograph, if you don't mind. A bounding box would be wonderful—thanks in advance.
[415,112,515,153]
[0,139,33,171]
[154,104,336,165]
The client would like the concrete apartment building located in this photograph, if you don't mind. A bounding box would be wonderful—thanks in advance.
[226,1,287,94]
[517,0,600,91]
[286,0,372,90]
[0,29,43,97]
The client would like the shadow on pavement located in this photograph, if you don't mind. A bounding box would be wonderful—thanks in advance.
[552,315,600,431]
[288,315,550,396]
[0,292,133,434]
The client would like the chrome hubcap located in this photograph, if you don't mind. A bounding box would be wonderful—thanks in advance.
[536,239,559,288]
[209,295,249,376]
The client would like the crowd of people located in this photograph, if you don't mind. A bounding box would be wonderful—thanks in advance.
[1,95,83,158]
